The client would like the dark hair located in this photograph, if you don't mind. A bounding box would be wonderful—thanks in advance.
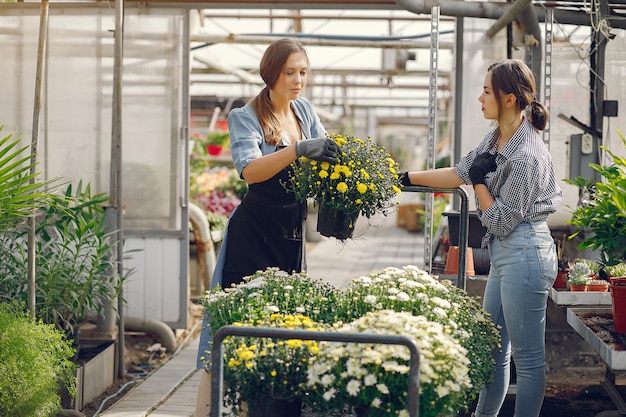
[250,38,309,145]
[487,59,548,131]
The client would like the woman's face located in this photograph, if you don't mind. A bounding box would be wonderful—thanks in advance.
[272,51,309,102]
[478,71,499,121]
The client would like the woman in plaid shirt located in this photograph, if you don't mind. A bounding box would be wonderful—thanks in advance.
[401,59,562,417]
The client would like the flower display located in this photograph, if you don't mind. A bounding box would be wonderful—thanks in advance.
[286,133,402,218]
[221,313,325,415]
[306,309,472,417]
[190,167,247,217]
[202,267,340,330]
[331,265,500,409]
[200,266,499,416]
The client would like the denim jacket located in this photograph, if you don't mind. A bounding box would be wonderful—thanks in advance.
[227,96,327,177]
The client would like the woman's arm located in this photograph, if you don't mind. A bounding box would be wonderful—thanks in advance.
[404,167,463,189]
[241,144,298,184]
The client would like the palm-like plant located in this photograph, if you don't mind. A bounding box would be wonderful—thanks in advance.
[0,125,57,233]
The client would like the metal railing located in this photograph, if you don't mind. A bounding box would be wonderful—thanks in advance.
[401,185,470,290]
[210,325,421,417]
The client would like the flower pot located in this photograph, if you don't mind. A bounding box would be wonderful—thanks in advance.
[568,283,588,292]
[610,278,626,333]
[444,246,475,276]
[248,397,302,417]
[206,144,223,155]
[554,270,569,289]
[355,406,371,417]
[587,281,609,292]
[316,206,358,240]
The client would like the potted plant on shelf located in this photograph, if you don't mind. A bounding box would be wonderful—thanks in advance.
[204,131,230,156]
[565,129,626,331]
[567,261,592,291]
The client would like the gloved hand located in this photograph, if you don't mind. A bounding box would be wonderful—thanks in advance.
[399,171,412,186]
[295,137,339,164]
[469,152,497,185]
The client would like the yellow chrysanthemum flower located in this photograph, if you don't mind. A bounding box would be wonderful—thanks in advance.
[356,183,368,194]
[336,182,348,193]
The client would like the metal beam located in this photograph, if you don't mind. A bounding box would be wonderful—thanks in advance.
[486,0,533,37]
[191,33,455,50]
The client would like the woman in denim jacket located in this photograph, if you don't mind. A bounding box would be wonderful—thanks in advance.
[194,38,337,416]
[401,59,562,417]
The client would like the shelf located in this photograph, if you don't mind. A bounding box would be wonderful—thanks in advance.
[549,287,612,306]
[567,307,626,370]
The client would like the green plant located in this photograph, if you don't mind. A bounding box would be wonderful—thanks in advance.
[565,130,626,266]
[0,303,77,417]
[605,263,626,278]
[0,182,125,334]
[205,132,230,146]
[0,124,58,234]
[306,309,472,417]
[285,133,402,218]
[205,211,228,234]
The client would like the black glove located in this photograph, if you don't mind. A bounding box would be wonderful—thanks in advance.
[296,137,339,164]
[469,152,497,185]
[399,171,412,186]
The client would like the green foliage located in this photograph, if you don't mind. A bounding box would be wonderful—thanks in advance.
[0,304,77,417]
[0,181,126,333]
[205,211,228,233]
[565,130,626,266]
[0,125,58,234]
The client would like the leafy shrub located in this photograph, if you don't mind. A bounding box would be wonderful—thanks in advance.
[0,182,125,334]
[0,304,77,417]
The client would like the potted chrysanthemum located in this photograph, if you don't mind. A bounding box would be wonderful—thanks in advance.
[220,313,326,417]
[201,268,341,416]
[331,265,500,410]
[305,309,472,417]
[286,133,402,239]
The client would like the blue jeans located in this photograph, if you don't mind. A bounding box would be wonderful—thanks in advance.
[474,221,557,417]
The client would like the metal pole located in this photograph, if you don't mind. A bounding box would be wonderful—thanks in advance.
[423,6,439,274]
[543,8,554,149]
[111,0,125,379]
[210,326,421,417]
[27,0,49,319]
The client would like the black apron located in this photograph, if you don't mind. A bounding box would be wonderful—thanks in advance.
[221,149,305,288]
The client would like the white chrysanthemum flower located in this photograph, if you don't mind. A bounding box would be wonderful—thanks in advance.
[321,374,335,386]
[295,306,306,313]
[371,398,382,408]
[364,295,377,305]
[397,291,410,302]
[346,379,361,396]
[376,383,390,394]
[266,305,280,313]
[364,374,377,386]
[323,388,337,401]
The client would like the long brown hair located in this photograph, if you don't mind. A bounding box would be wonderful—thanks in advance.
[250,38,309,145]
[488,59,548,131]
